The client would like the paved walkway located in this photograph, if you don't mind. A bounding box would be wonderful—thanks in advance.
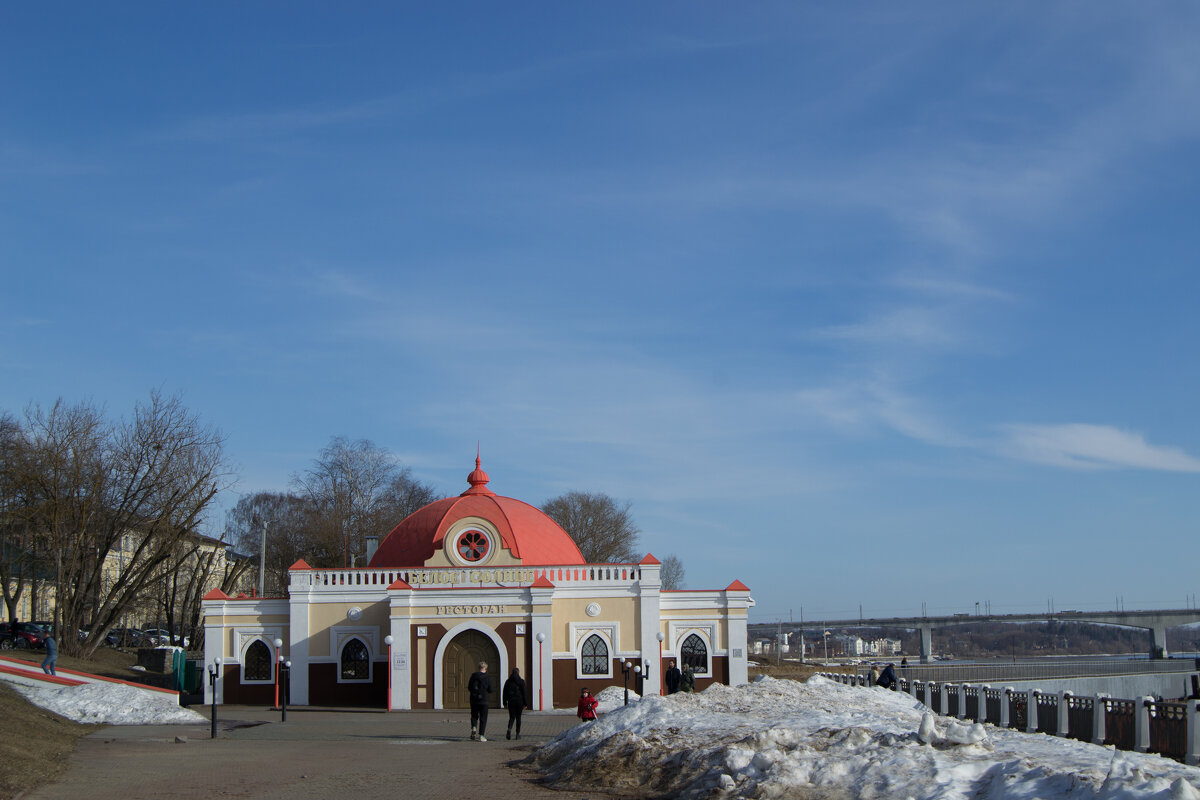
[26,706,606,800]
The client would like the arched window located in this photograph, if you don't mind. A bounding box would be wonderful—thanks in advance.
[244,639,271,681]
[681,633,708,675]
[341,638,370,680]
[581,634,609,675]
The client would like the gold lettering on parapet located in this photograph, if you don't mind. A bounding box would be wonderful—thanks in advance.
[408,569,537,585]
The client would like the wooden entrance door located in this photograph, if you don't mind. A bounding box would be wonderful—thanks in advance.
[443,629,500,708]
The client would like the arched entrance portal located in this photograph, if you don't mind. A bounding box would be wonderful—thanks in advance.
[443,629,501,708]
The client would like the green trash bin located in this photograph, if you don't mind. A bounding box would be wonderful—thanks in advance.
[185,659,203,693]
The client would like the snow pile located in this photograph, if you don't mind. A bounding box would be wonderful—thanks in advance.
[595,684,640,713]
[530,675,1200,800]
[11,680,207,725]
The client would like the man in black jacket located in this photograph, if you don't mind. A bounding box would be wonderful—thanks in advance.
[468,662,492,741]
[664,660,682,694]
[503,667,527,739]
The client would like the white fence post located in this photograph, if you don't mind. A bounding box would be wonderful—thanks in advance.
[957,684,968,719]
[1093,693,1109,745]
[940,683,951,715]
[909,677,919,699]
[1058,692,1071,737]
[978,685,990,724]
[1001,687,1012,728]
[1135,696,1152,753]
[1027,689,1040,733]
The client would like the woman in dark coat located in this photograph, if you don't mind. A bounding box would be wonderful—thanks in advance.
[503,667,527,739]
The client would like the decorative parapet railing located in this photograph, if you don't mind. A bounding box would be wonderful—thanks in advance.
[290,564,648,593]
[818,671,1200,765]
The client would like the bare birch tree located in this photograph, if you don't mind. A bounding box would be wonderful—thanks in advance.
[660,554,686,590]
[290,437,438,569]
[2,393,230,656]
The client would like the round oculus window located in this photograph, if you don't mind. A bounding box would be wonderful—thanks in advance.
[455,529,490,562]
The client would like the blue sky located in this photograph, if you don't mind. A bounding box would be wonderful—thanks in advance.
[4,3,1199,624]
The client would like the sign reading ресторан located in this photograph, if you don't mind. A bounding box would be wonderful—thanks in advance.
[437,604,507,616]
[406,568,539,586]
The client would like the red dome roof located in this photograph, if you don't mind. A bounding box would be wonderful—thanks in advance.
[368,457,587,568]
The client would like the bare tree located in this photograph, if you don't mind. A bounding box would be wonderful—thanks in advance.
[3,393,230,657]
[660,554,686,590]
[541,491,641,563]
[226,491,316,594]
[0,412,37,626]
[290,437,438,569]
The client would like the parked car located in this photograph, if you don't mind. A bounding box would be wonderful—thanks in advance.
[0,622,45,649]
[104,627,145,648]
[0,631,14,649]
[141,629,174,646]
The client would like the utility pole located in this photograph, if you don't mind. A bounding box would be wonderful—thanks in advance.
[258,520,268,597]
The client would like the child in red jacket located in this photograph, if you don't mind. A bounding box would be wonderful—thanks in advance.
[577,688,598,721]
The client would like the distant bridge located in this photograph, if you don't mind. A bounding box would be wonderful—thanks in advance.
[786,609,1200,662]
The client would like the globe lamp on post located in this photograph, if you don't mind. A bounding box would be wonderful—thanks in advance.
[622,660,633,706]
[208,657,221,739]
[656,632,665,695]
[281,659,291,722]
[536,632,546,710]
[273,638,284,711]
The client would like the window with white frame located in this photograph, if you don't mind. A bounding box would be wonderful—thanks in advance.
[681,633,710,675]
[243,639,272,682]
[340,637,371,682]
[580,634,609,675]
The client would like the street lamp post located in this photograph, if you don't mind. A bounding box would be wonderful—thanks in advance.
[273,638,283,710]
[384,635,394,712]
[281,660,290,722]
[824,630,830,666]
[536,632,546,710]
[622,660,634,706]
[656,632,665,695]
[208,657,221,739]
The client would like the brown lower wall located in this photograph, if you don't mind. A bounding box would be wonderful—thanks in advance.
[550,656,729,707]
[308,662,387,707]
[220,665,278,706]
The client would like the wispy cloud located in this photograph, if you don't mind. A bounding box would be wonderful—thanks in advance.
[1000,423,1200,472]
[814,306,962,349]
[795,378,966,448]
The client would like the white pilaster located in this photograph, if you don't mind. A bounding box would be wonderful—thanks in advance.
[388,594,413,710]
[530,582,555,709]
[638,560,663,695]
[288,578,312,706]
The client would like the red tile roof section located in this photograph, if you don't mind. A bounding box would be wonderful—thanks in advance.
[369,458,586,568]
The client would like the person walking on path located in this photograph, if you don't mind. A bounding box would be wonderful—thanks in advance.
[503,667,526,740]
[576,687,598,722]
[680,664,695,693]
[467,661,492,741]
[41,634,57,675]
[664,660,682,694]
